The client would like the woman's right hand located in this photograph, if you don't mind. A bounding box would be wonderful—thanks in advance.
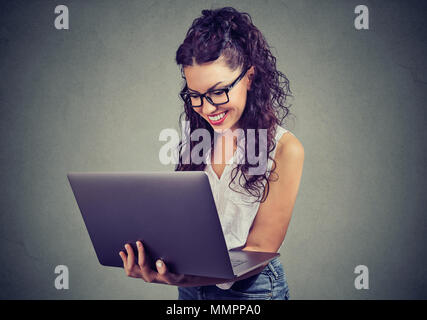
[119,241,233,287]
[119,241,186,285]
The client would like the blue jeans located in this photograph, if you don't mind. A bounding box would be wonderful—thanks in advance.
[177,257,290,300]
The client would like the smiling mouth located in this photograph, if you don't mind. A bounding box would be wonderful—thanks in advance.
[207,111,228,122]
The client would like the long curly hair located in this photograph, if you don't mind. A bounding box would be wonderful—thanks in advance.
[174,6,293,203]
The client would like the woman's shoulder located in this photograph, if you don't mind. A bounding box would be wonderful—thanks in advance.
[275,127,304,161]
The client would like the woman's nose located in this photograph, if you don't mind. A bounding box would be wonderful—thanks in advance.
[201,98,218,115]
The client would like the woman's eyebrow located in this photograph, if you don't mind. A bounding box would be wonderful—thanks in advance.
[187,81,224,93]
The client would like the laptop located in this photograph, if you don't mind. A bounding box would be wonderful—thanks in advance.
[67,171,279,280]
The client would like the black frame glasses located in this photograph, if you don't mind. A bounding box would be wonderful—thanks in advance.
[180,65,251,108]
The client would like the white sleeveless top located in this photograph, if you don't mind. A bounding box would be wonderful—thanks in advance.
[203,125,293,290]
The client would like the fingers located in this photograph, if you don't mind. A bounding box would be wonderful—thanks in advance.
[156,260,168,277]
[120,246,135,277]
[155,259,172,285]
[136,241,148,268]
[156,259,185,285]
[136,241,156,283]
[119,250,127,267]
[119,250,133,277]
[121,244,142,278]
[120,241,181,285]
[124,243,135,269]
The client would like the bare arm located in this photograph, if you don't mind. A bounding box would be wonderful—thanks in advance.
[242,133,305,253]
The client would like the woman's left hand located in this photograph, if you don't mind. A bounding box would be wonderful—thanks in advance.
[119,241,187,286]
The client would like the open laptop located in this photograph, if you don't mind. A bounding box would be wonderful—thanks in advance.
[67,171,279,280]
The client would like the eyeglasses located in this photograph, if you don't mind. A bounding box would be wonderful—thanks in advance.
[180,66,250,108]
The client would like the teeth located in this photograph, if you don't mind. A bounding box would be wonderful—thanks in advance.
[208,111,226,121]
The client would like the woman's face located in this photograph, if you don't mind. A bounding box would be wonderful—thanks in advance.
[183,58,254,133]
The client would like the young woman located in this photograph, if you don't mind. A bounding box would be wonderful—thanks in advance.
[119,6,304,300]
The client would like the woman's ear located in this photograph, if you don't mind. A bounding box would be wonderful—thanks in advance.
[247,66,255,90]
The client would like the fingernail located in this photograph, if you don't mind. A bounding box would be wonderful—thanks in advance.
[156,260,163,268]
[137,241,141,247]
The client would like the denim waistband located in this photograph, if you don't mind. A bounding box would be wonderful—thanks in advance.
[263,256,284,280]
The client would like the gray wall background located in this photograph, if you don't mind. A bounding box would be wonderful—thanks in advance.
[1,0,426,299]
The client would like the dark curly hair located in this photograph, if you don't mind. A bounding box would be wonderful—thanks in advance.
[174,6,293,203]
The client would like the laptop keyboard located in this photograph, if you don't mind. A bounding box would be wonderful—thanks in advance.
[231,259,247,268]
